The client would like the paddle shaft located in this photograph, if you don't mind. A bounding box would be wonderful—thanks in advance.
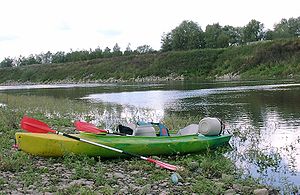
[59,131,174,168]
[59,131,134,155]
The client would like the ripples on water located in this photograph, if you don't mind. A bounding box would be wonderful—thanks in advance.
[80,82,300,191]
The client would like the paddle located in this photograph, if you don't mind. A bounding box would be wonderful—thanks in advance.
[74,121,108,134]
[76,121,168,136]
[20,116,178,171]
[74,121,126,136]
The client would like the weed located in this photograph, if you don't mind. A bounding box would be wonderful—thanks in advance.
[192,175,224,194]
[19,167,42,187]
[0,152,32,172]
[57,185,95,195]
[99,184,115,195]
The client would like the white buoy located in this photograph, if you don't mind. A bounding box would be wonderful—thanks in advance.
[198,117,224,136]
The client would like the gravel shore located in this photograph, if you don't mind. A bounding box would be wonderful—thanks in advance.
[0,151,277,195]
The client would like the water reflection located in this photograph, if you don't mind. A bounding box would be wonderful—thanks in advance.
[81,83,300,191]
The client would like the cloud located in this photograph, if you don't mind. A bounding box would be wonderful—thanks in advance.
[97,29,122,37]
[57,21,72,31]
[0,35,18,42]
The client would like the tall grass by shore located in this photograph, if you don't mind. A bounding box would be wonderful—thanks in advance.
[0,38,299,84]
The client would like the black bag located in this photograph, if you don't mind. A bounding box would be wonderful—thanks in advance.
[117,125,134,135]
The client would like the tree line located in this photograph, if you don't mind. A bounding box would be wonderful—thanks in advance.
[161,17,300,51]
[0,44,155,68]
[1,16,299,68]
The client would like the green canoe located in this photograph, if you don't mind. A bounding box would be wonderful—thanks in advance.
[15,132,232,158]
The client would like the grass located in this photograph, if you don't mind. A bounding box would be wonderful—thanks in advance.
[0,93,280,194]
[0,38,300,84]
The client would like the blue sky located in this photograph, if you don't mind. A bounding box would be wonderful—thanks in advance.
[0,0,299,61]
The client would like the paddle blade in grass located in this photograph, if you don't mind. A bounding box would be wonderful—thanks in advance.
[146,158,178,171]
[74,121,108,134]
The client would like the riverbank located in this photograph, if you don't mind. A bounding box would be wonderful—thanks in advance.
[0,38,299,85]
[0,94,280,194]
[0,74,185,86]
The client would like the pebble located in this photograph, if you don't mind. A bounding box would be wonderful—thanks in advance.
[159,182,169,187]
[131,170,140,174]
[139,184,151,194]
[254,188,269,195]
[113,172,125,179]
[119,188,129,194]
[0,157,277,194]
[171,173,179,184]
[67,178,94,187]
[159,191,168,195]
[224,188,236,195]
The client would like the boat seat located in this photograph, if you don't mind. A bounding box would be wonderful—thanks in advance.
[177,124,199,135]
[133,124,156,136]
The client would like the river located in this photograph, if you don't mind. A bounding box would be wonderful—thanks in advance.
[1,79,300,191]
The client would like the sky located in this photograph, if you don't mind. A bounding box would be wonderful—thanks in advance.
[0,0,299,61]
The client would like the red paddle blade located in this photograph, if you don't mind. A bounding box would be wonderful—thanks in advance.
[74,121,108,134]
[21,116,56,134]
[146,158,178,171]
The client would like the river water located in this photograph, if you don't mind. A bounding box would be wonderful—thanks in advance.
[1,80,300,191]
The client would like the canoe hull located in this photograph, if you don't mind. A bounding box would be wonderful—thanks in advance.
[15,132,232,158]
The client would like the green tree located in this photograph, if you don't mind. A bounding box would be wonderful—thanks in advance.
[65,50,89,62]
[91,46,103,59]
[18,54,40,66]
[273,17,300,39]
[161,20,205,51]
[103,47,112,58]
[264,29,274,40]
[171,20,205,50]
[204,23,230,48]
[0,57,14,67]
[161,32,173,52]
[223,25,243,46]
[112,43,122,56]
[52,51,66,63]
[41,51,53,64]
[135,45,154,54]
[124,43,133,55]
[242,19,265,43]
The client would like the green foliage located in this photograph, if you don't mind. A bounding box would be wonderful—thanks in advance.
[0,39,299,83]
[112,43,122,56]
[1,16,299,69]
[273,17,300,39]
[242,19,265,43]
[57,186,95,194]
[223,25,243,46]
[205,23,231,48]
[162,20,205,51]
[0,57,14,68]
[135,44,154,54]
[192,176,225,194]
[0,152,32,172]
[161,32,173,52]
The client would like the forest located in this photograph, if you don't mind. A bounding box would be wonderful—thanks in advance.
[0,16,299,68]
